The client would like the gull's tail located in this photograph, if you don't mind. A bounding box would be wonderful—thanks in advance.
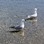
[9,26,15,29]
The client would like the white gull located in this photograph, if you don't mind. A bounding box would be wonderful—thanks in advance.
[25,8,37,21]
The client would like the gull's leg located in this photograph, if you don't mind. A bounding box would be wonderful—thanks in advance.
[20,29,24,36]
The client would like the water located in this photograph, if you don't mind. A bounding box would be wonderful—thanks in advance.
[0,0,44,44]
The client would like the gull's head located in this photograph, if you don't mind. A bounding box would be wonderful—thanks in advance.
[27,15,30,18]
[22,19,25,21]
[35,8,37,11]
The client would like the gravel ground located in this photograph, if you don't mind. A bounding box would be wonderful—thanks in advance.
[0,17,44,44]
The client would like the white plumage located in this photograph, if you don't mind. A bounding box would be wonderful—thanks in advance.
[20,19,25,28]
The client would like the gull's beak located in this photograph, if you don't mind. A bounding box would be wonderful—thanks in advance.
[25,18,27,21]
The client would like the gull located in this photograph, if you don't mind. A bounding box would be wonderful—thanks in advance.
[9,19,25,32]
[25,8,37,21]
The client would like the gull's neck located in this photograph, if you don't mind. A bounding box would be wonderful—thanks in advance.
[20,19,24,28]
[34,8,37,16]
